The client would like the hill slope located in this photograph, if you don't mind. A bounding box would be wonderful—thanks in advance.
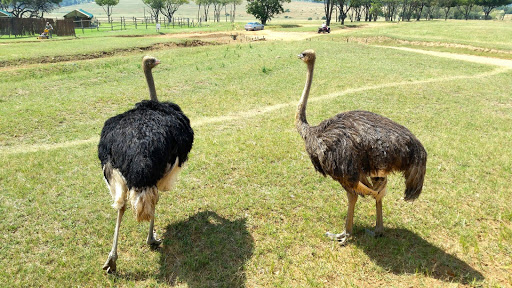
[50,0,325,22]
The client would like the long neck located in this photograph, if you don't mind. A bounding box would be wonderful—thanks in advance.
[295,61,314,138]
[144,67,158,101]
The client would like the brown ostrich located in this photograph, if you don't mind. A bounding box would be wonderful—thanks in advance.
[98,56,194,272]
[296,50,427,245]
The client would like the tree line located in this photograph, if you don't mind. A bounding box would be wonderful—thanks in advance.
[94,0,244,23]
[317,0,512,25]
[1,0,509,23]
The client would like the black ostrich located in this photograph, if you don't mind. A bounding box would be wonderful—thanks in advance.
[296,50,427,245]
[98,56,194,273]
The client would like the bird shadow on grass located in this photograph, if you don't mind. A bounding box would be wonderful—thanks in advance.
[354,227,484,285]
[157,210,254,287]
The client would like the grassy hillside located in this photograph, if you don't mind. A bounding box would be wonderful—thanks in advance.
[50,0,326,22]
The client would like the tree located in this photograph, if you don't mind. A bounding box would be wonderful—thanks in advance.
[246,0,291,25]
[230,0,242,22]
[350,0,363,20]
[412,0,426,20]
[315,0,336,25]
[438,0,457,19]
[196,0,212,21]
[0,0,60,18]
[457,0,475,19]
[477,0,512,19]
[381,0,400,21]
[95,0,119,23]
[30,0,60,17]
[142,0,164,22]
[212,0,228,22]
[362,0,372,21]
[369,0,382,20]
[161,0,189,22]
[336,0,351,24]
[423,0,437,20]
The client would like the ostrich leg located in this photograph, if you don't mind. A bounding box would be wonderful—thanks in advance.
[103,205,126,273]
[326,191,358,245]
[367,177,387,237]
[374,198,384,236]
[147,217,162,247]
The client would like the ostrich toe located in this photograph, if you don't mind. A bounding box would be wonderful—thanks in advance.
[325,231,351,246]
[102,252,118,274]
[147,230,162,248]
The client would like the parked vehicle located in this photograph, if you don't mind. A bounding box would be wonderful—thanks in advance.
[245,22,264,31]
[318,26,330,33]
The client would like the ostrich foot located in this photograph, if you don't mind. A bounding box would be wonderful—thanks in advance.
[147,230,162,248]
[325,231,351,246]
[102,253,118,274]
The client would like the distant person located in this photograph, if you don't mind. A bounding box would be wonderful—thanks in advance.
[321,22,326,28]
[45,22,53,38]
[156,23,161,32]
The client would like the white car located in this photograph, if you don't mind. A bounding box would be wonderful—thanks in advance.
[244,22,264,31]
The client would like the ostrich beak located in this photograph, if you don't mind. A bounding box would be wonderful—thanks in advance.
[298,53,304,59]
[155,59,161,65]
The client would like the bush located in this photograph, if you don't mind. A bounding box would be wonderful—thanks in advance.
[308,17,312,20]
[321,16,326,20]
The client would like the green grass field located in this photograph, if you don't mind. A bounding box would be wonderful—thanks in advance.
[1,20,511,287]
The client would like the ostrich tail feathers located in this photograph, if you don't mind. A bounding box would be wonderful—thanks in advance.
[129,187,159,222]
[403,157,427,202]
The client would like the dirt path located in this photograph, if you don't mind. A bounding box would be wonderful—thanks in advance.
[379,46,512,68]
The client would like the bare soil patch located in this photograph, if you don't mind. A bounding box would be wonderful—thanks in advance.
[0,39,216,68]
[346,35,512,55]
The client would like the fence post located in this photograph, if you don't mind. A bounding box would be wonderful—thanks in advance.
[81,19,84,34]
[111,18,113,30]
[134,17,137,29]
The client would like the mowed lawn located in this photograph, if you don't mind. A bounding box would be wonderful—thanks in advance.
[0,21,511,287]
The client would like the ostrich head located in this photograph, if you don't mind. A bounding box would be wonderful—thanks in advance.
[142,56,160,70]
[298,49,316,65]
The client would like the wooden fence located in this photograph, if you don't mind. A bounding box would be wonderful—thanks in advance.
[74,17,201,33]
[0,18,75,37]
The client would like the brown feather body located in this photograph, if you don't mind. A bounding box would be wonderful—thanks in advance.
[296,49,427,202]
[302,110,427,200]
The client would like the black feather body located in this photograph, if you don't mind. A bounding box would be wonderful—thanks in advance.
[98,100,194,189]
